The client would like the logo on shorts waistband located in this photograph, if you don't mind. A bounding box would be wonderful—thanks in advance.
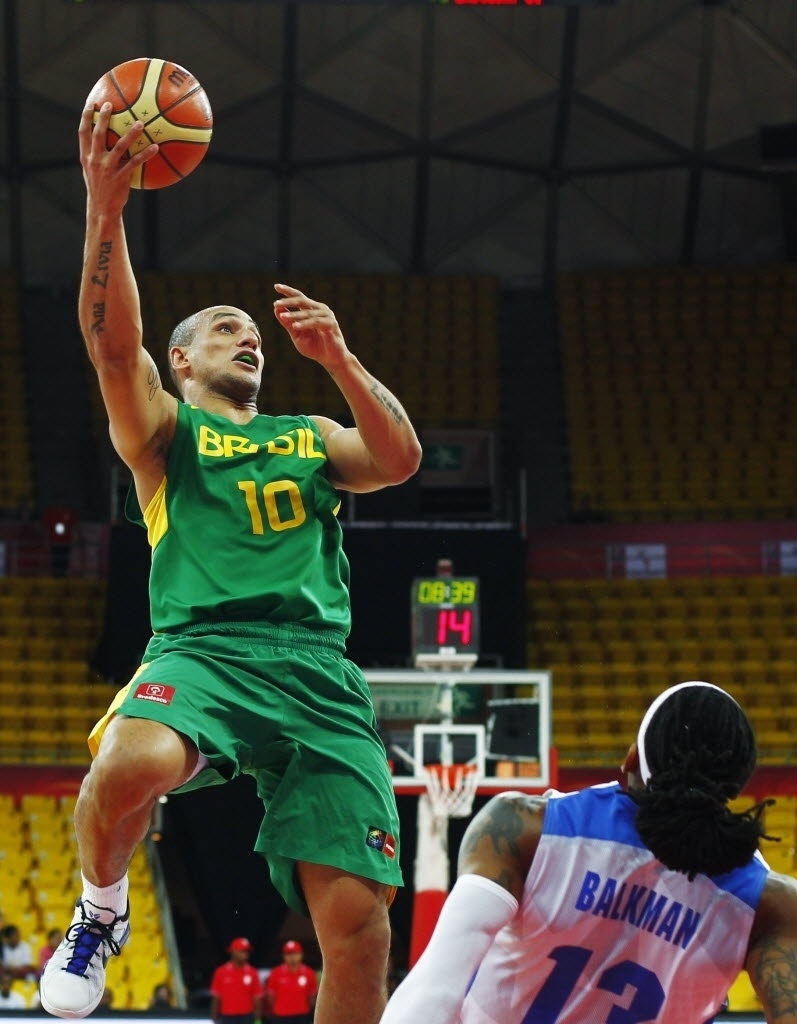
[134,682,176,705]
[366,827,396,859]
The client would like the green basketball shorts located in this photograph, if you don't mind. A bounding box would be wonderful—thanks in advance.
[88,622,402,915]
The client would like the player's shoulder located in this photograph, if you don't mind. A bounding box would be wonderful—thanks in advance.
[482,788,550,819]
[467,789,549,852]
[746,869,797,985]
[754,869,797,927]
[307,413,343,438]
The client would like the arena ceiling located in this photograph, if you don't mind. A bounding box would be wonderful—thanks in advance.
[1,0,795,287]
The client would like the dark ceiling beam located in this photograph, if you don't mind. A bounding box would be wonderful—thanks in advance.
[440,155,680,178]
[295,84,418,150]
[572,0,695,92]
[434,91,558,151]
[574,93,692,160]
[410,4,435,272]
[299,172,409,267]
[299,2,410,80]
[277,3,298,270]
[216,85,283,122]
[426,176,547,272]
[680,3,715,264]
[3,0,23,275]
[724,2,797,82]
[543,7,580,288]
[26,149,769,182]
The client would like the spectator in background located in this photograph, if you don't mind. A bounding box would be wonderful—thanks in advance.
[0,967,27,1009]
[39,929,64,977]
[210,938,263,1024]
[148,982,176,1014]
[264,941,317,1023]
[1,924,35,980]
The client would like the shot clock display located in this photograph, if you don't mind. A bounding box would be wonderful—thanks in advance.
[411,576,480,667]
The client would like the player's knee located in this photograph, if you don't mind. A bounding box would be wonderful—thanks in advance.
[88,716,192,804]
[299,864,393,965]
[319,886,391,964]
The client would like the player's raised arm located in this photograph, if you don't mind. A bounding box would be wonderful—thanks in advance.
[78,101,177,479]
[273,284,422,492]
[746,872,797,1023]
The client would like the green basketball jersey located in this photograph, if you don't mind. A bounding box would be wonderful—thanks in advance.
[126,402,351,635]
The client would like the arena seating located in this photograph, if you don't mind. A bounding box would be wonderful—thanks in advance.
[0,792,173,1010]
[559,265,797,522]
[528,575,797,766]
[0,577,110,765]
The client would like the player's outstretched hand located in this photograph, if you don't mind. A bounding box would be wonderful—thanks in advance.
[273,283,349,369]
[79,101,158,214]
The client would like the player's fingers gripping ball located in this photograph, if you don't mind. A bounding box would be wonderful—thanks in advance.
[86,57,212,189]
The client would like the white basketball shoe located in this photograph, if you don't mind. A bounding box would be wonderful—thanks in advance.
[40,898,130,1018]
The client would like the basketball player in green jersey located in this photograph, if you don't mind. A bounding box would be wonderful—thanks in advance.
[40,102,422,1024]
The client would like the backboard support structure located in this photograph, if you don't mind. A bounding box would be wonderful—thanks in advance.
[372,669,554,968]
[366,669,554,796]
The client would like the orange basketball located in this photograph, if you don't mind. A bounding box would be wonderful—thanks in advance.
[86,57,213,190]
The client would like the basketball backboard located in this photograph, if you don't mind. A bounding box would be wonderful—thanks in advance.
[366,669,553,795]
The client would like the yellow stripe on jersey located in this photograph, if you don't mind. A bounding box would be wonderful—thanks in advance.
[87,663,150,757]
[143,476,169,549]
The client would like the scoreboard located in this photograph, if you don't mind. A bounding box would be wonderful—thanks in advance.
[411,576,480,668]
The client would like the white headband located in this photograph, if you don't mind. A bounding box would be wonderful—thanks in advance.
[636,680,741,784]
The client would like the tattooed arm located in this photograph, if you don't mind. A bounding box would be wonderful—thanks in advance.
[746,872,797,1023]
[273,284,422,492]
[458,790,547,899]
[78,101,178,503]
[379,793,546,1024]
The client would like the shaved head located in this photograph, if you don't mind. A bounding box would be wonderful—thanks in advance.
[168,311,204,393]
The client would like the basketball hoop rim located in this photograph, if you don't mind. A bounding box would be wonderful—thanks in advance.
[424,762,480,783]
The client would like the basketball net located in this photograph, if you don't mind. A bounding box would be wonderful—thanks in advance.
[423,763,479,820]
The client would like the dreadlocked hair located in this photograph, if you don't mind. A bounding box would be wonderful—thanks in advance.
[631,685,776,881]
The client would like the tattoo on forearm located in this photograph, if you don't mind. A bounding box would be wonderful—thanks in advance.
[147,360,161,401]
[91,239,112,289]
[91,302,106,336]
[750,937,797,1016]
[370,382,405,425]
[88,240,112,336]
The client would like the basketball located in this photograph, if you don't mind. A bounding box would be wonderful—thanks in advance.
[86,57,213,190]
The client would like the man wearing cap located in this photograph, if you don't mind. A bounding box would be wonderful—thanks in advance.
[264,941,317,1023]
[210,938,263,1024]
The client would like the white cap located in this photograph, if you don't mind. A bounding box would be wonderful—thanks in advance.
[636,681,741,784]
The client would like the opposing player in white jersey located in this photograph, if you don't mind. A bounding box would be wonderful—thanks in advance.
[381,680,797,1024]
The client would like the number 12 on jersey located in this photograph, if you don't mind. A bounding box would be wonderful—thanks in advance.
[523,945,665,1024]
